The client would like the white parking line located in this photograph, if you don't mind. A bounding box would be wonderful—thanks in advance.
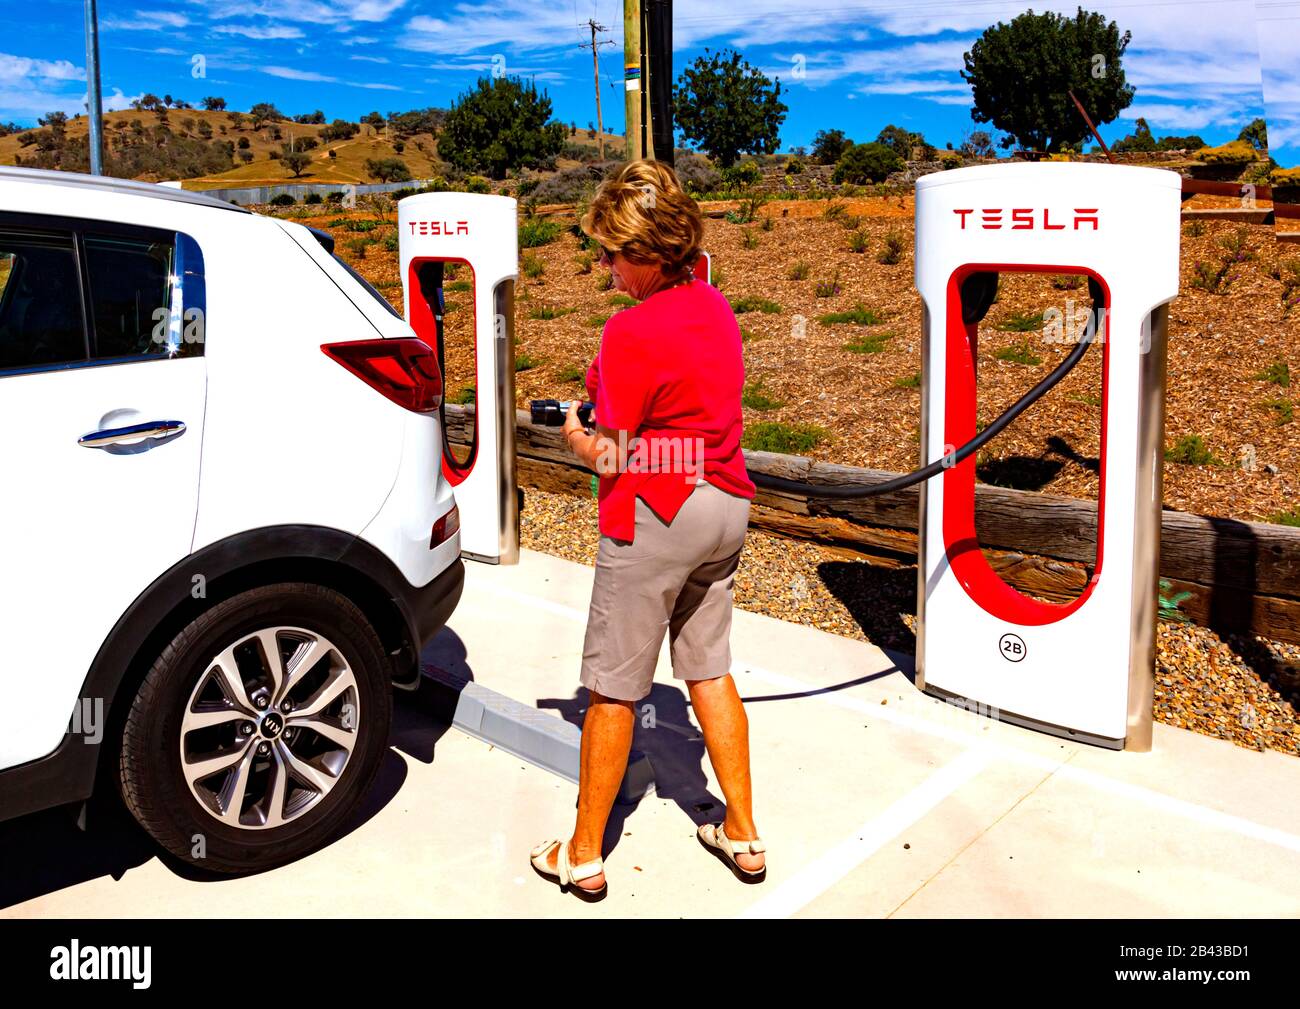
[475,578,1300,856]
[736,748,993,919]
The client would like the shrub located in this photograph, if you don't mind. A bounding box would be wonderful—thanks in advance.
[465,175,491,193]
[364,156,412,182]
[1183,220,1206,237]
[894,372,921,388]
[515,353,541,372]
[719,161,762,189]
[815,271,841,298]
[1259,398,1294,425]
[877,231,906,265]
[741,229,760,250]
[1193,140,1256,168]
[993,341,1042,365]
[742,380,784,411]
[784,157,804,174]
[557,362,586,383]
[787,261,811,280]
[304,192,323,205]
[528,305,577,320]
[519,217,563,248]
[844,332,893,354]
[1164,434,1222,465]
[743,422,828,454]
[532,165,598,204]
[997,310,1046,332]
[1269,508,1300,527]
[1253,360,1291,386]
[729,295,781,314]
[609,293,638,307]
[522,253,545,278]
[269,193,295,206]
[327,191,345,204]
[674,151,721,194]
[575,252,593,274]
[832,142,903,185]
[939,151,962,170]
[818,305,888,325]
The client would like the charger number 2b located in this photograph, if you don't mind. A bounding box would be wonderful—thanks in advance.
[999,633,1027,663]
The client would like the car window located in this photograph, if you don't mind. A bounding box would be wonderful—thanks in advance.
[84,232,197,360]
[332,252,404,320]
[0,229,87,372]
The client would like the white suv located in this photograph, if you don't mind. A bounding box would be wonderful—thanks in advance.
[0,166,463,873]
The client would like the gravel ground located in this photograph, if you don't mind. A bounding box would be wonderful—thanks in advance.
[520,485,1300,757]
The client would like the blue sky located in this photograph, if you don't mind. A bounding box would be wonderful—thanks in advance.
[1,0,1292,166]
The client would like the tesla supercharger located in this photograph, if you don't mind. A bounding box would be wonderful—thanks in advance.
[914,163,1180,750]
[399,192,519,564]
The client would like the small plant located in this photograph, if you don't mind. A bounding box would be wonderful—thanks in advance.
[575,252,593,274]
[893,372,921,388]
[586,313,611,327]
[724,196,763,224]
[522,253,545,279]
[515,352,541,372]
[1164,434,1222,466]
[742,229,760,250]
[1277,258,1300,314]
[742,421,829,454]
[787,261,811,281]
[557,362,586,383]
[740,327,755,343]
[730,295,782,314]
[447,279,473,292]
[996,310,1046,333]
[1158,578,1193,623]
[1070,392,1101,406]
[742,380,784,411]
[1260,398,1294,425]
[840,213,862,230]
[815,269,842,298]
[1183,220,1206,238]
[528,305,577,320]
[1051,274,1083,290]
[453,384,476,405]
[993,340,1042,365]
[269,193,296,207]
[381,231,399,252]
[444,262,461,281]
[848,230,870,254]
[710,265,726,289]
[609,293,638,307]
[345,237,371,258]
[876,231,906,265]
[1253,360,1291,387]
[1268,507,1300,527]
[344,219,381,232]
[822,201,848,221]
[844,333,893,354]
[596,272,613,291]
[760,215,774,232]
[519,217,563,248]
[818,304,888,326]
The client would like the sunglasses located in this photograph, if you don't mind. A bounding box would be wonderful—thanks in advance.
[597,244,617,264]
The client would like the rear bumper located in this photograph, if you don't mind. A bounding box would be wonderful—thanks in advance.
[403,556,466,649]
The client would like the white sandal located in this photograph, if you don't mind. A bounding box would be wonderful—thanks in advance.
[529,839,608,902]
[697,823,767,883]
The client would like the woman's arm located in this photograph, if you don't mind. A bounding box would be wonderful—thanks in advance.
[563,402,629,476]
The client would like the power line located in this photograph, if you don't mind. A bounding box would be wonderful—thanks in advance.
[580,18,616,159]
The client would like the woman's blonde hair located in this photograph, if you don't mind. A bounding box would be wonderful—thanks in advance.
[580,159,704,279]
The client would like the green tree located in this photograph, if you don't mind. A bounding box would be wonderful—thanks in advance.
[876,124,930,160]
[832,142,903,184]
[362,111,386,128]
[961,7,1135,153]
[249,102,284,128]
[364,156,412,182]
[674,47,788,168]
[437,76,565,179]
[810,129,853,164]
[282,150,312,177]
[1238,117,1269,151]
[1112,116,1156,153]
[200,96,226,111]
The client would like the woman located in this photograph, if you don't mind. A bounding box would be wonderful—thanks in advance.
[529,160,765,901]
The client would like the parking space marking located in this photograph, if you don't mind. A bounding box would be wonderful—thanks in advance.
[736,747,993,919]
[477,579,1300,857]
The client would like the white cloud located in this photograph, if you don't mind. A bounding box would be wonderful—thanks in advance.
[104,10,190,31]
[103,87,145,111]
[350,55,389,63]
[0,53,84,84]
[341,35,379,45]
[211,24,305,39]
[263,65,338,82]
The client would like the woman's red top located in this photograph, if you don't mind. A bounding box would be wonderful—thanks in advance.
[585,277,756,542]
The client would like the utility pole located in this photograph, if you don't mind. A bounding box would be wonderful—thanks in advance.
[84,0,104,174]
[580,19,615,160]
[623,0,643,160]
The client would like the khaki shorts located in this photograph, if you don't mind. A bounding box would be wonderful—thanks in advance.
[579,480,752,702]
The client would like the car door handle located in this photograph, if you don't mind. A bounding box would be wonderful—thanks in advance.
[79,420,187,449]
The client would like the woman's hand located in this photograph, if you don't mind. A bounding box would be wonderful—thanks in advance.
[564,402,626,477]
[562,400,587,444]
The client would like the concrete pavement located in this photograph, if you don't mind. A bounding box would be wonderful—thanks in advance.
[3,547,1299,917]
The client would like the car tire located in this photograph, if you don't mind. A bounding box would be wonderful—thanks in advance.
[118,582,392,874]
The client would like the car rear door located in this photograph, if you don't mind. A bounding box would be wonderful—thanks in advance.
[0,214,207,770]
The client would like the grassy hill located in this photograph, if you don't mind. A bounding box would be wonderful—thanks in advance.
[0,107,624,190]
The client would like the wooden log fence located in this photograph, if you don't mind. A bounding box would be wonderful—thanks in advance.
[445,404,1300,645]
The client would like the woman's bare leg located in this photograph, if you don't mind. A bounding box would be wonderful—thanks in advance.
[542,690,634,890]
[686,674,763,871]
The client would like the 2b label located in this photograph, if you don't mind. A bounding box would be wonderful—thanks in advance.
[999,633,1027,663]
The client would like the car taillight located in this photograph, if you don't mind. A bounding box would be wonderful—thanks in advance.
[431,504,460,548]
[322,338,442,413]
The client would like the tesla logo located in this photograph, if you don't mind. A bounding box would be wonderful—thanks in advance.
[407,220,470,236]
[954,208,1099,231]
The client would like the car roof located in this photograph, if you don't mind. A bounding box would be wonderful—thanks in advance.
[0,166,249,214]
